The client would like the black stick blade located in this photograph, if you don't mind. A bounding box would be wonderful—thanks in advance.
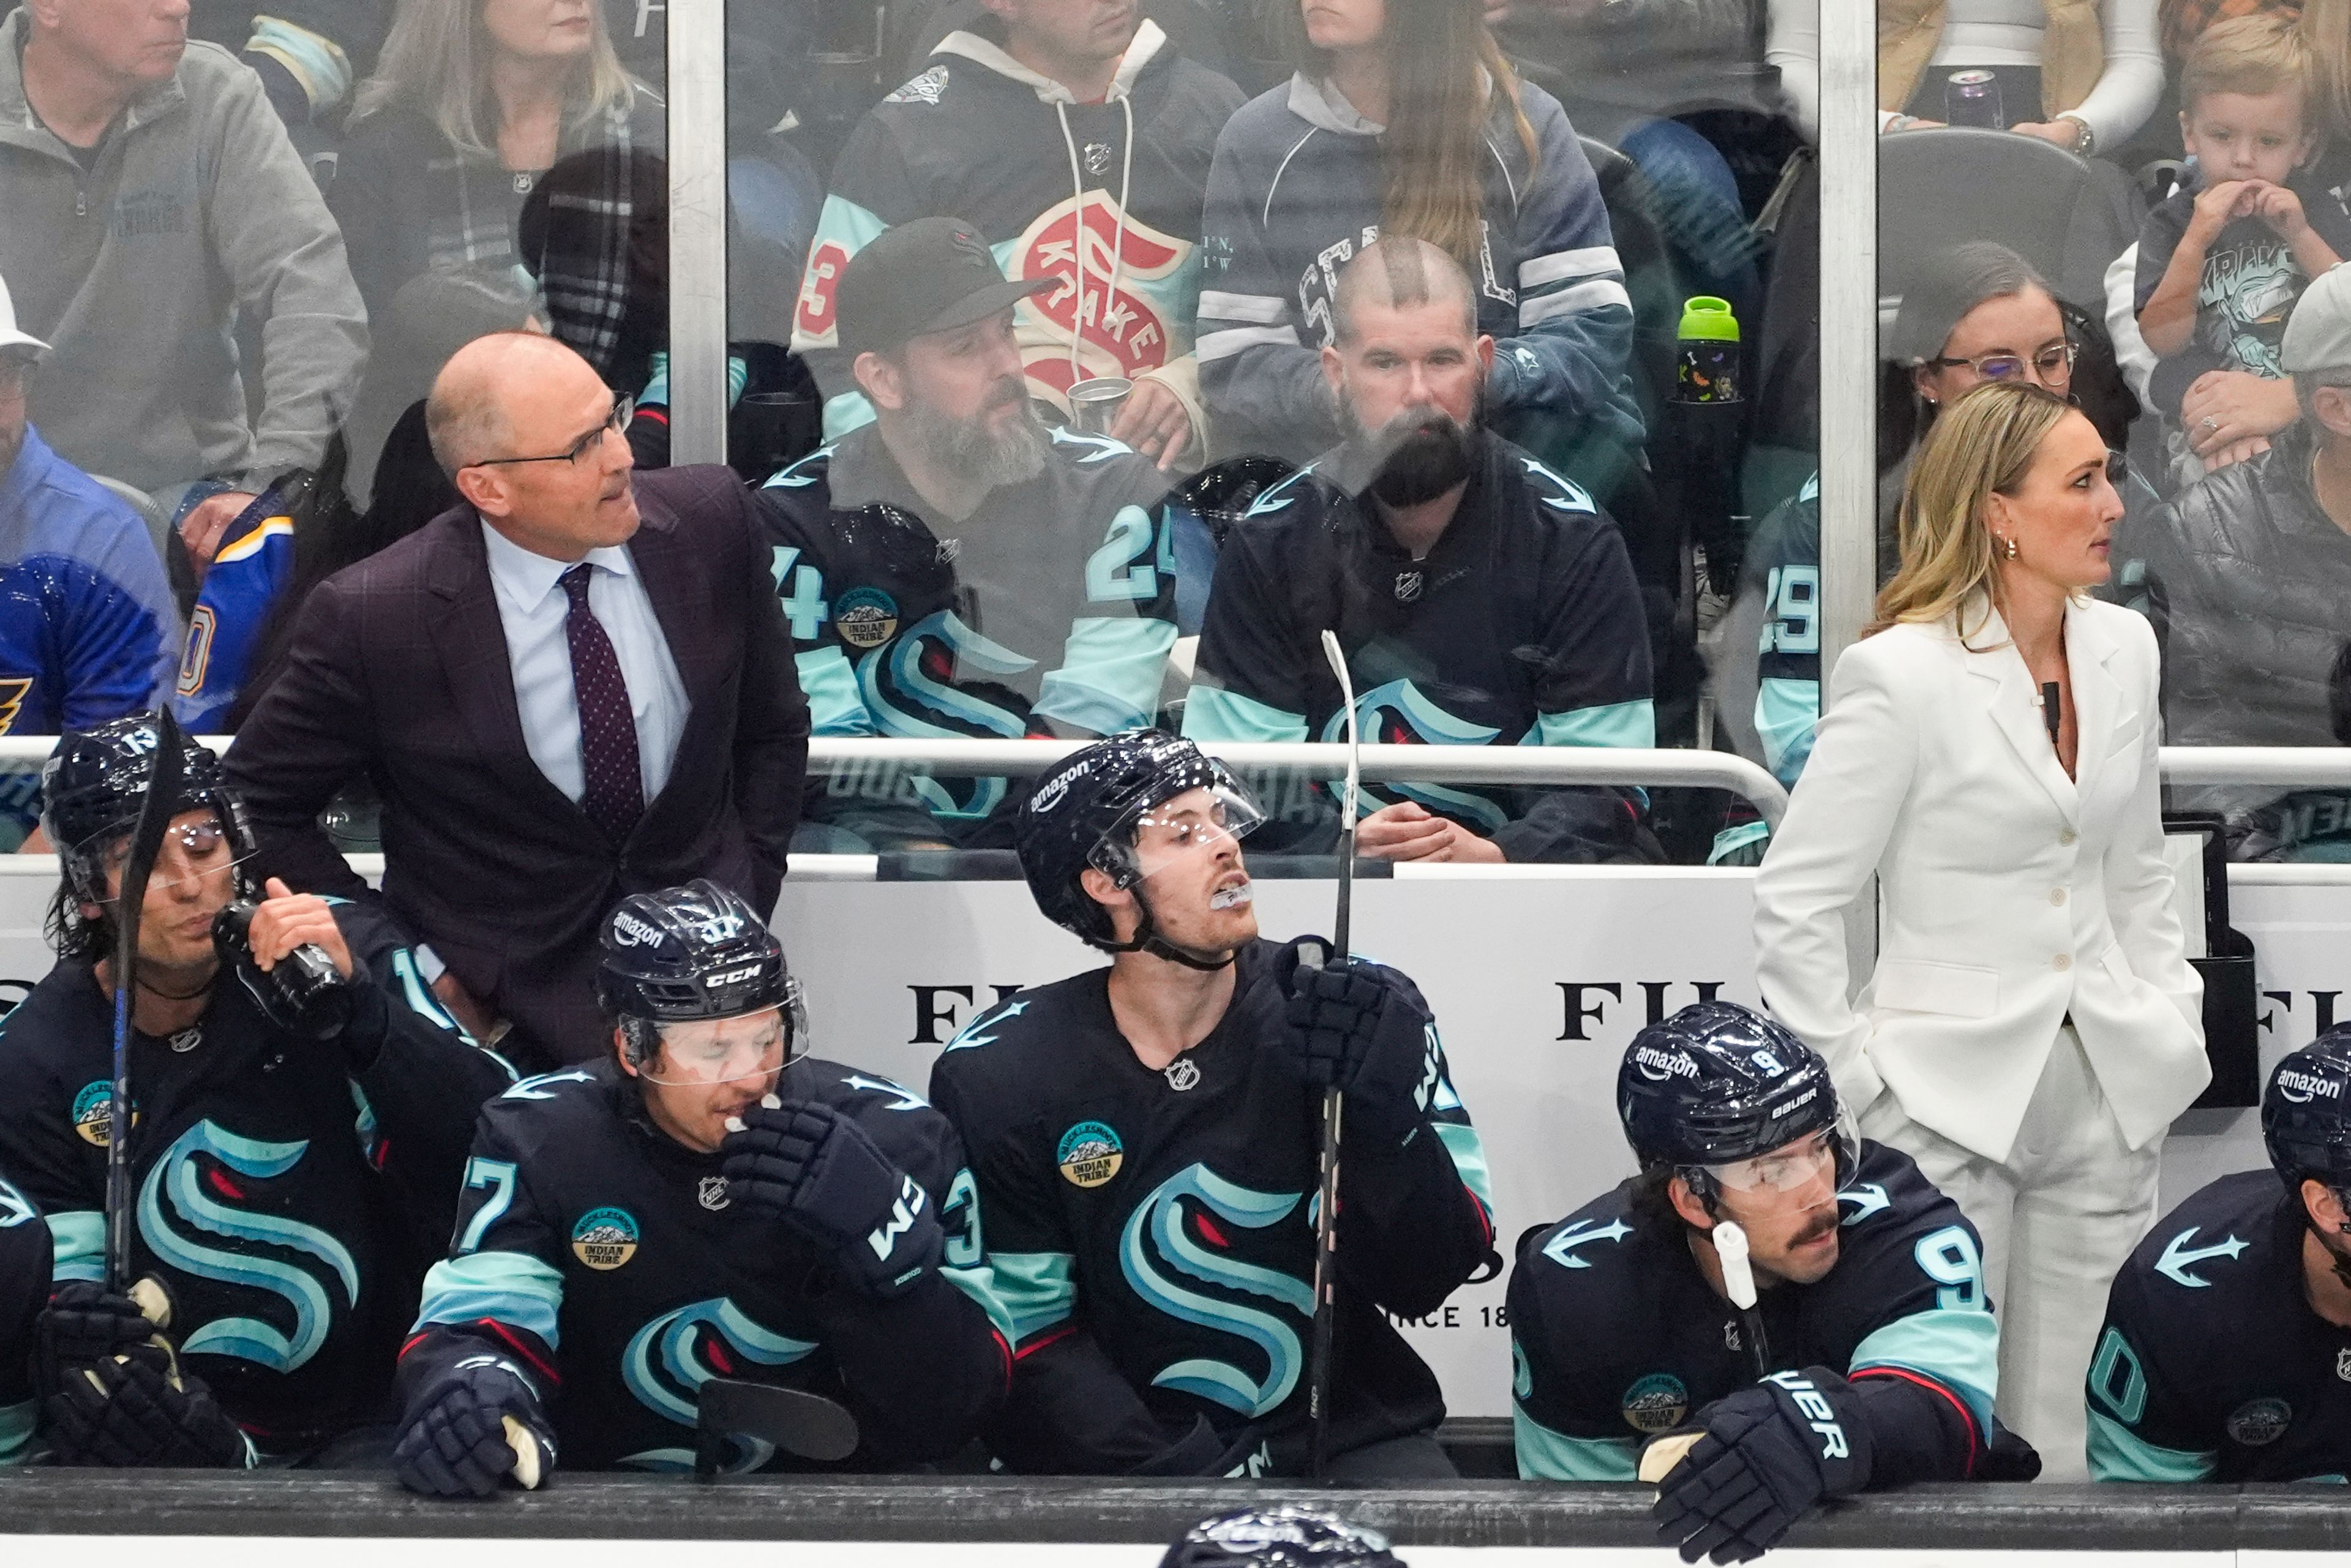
[695,1378,861,1475]
[103,710,190,1291]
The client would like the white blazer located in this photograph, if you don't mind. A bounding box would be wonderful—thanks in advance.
[1753,596,2207,1165]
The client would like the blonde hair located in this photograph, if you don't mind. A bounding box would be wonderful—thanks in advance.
[2305,0,2351,139]
[353,0,640,161]
[1867,381,2078,640]
[2181,12,2309,116]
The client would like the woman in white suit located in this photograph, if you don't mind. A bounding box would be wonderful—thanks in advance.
[1753,381,2206,1480]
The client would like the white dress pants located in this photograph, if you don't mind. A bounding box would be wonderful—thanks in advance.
[1857,1026,2162,1482]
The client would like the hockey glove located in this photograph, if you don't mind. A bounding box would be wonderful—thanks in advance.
[44,1355,252,1468]
[393,1357,556,1498]
[36,1279,173,1397]
[1652,1367,1873,1565]
[721,1100,942,1299]
[1275,939,1434,1142]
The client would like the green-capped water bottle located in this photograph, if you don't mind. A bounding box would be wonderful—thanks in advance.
[1675,296,1741,405]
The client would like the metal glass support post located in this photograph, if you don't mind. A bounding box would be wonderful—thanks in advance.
[666,0,731,466]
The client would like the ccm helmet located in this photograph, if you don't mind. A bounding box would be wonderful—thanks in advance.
[1618,1001,1853,1204]
[596,880,806,1067]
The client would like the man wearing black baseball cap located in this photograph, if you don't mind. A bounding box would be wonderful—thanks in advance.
[756,217,1185,850]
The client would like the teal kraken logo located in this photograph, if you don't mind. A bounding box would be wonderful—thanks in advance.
[1319,679,1509,831]
[856,608,1035,821]
[1119,1165,1313,1417]
[618,1297,820,1472]
[137,1120,359,1371]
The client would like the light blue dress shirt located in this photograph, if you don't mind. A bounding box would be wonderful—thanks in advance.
[479,521,690,808]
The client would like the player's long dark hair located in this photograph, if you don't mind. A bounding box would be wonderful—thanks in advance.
[45,882,110,967]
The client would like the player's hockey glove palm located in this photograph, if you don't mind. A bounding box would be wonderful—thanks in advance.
[1276,938,1434,1144]
[45,1355,252,1468]
[1652,1367,1873,1565]
[36,1280,172,1397]
[721,1100,942,1299]
[393,1358,555,1498]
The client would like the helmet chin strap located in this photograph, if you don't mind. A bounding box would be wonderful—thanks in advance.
[1104,880,1237,972]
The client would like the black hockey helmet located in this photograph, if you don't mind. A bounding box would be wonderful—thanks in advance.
[1159,1509,1404,1568]
[41,712,252,904]
[1016,731,1263,963]
[1618,1002,1853,1203]
[2263,1029,2351,1193]
[596,880,807,1068]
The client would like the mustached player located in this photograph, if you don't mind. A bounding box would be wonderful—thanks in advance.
[2087,1030,2351,1481]
[0,1176,50,1463]
[392,882,1011,1493]
[928,732,1496,1479]
[1511,1003,2011,1562]
[0,715,513,1467]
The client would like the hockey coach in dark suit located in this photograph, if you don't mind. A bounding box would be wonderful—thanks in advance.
[228,332,809,1070]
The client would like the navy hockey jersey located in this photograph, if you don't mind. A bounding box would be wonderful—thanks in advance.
[0,904,514,1450]
[927,938,1495,1475]
[1197,72,1642,465]
[171,488,297,733]
[400,1057,1011,1472]
[0,1174,48,1465]
[757,425,1181,844]
[1180,430,1655,861]
[792,20,1243,440]
[1510,1140,1997,1484]
[2088,1169,2351,1482]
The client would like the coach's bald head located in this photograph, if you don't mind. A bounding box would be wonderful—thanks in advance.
[431,332,639,559]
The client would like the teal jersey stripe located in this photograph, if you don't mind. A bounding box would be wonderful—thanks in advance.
[1515,1402,1637,1480]
[939,1260,1019,1349]
[49,1209,102,1283]
[822,389,877,440]
[1534,699,1656,749]
[413,1251,566,1348]
[1850,1307,2000,1438]
[989,1250,1078,1345]
[1755,677,1821,786]
[1182,683,1310,743]
[0,1397,34,1466]
[797,647,875,737]
[2086,1407,2215,1482]
[1434,1120,1496,1212]
[1033,617,1177,737]
[1707,820,1771,864]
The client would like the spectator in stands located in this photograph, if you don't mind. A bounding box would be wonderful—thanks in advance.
[0,276,179,845]
[1182,239,1658,863]
[792,0,1243,471]
[225,332,809,1069]
[759,218,1182,852]
[2135,15,2351,476]
[1768,0,2164,153]
[1889,244,2080,503]
[332,0,664,331]
[1196,0,1643,469]
[0,0,366,578]
[191,1,391,126]
[2111,261,2351,860]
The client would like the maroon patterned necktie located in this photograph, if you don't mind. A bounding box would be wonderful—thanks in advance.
[560,563,643,843]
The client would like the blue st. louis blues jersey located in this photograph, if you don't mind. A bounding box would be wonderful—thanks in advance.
[1182,430,1655,861]
[172,490,298,732]
[928,938,1495,1476]
[398,1057,1011,1471]
[2089,1169,2351,1483]
[0,905,512,1451]
[754,423,1181,846]
[1509,1140,1997,1485]
[0,1174,49,1465]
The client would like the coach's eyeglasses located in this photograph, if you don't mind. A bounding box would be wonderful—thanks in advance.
[467,392,634,470]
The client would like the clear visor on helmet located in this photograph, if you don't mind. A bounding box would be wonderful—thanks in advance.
[1092,782,1265,904]
[79,805,253,902]
[634,980,810,1089]
[1700,1124,1858,1209]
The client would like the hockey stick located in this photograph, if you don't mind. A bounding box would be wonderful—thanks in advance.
[1711,1220,1773,1381]
[1305,629,1360,1482]
[694,1378,861,1477]
[104,708,189,1294]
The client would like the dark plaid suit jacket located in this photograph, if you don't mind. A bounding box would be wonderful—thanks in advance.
[225,465,809,1067]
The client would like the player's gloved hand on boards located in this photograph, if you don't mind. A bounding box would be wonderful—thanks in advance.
[35,1279,173,1396]
[394,1357,556,1498]
[1275,937,1433,1141]
[44,1355,251,1468]
[721,1099,942,1299]
[1652,1368,1873,1565]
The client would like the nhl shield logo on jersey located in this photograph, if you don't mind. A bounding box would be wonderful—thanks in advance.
[2225,1397,2292,1446]
[699,1177,730,1212]
[573,1206,642,1270]
[2338,1348,2351,1383]
[833,586,899,650]
[1057,1120,1123,1188]
[1621,1373,1690,1434]
[71,1079,127,1147]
